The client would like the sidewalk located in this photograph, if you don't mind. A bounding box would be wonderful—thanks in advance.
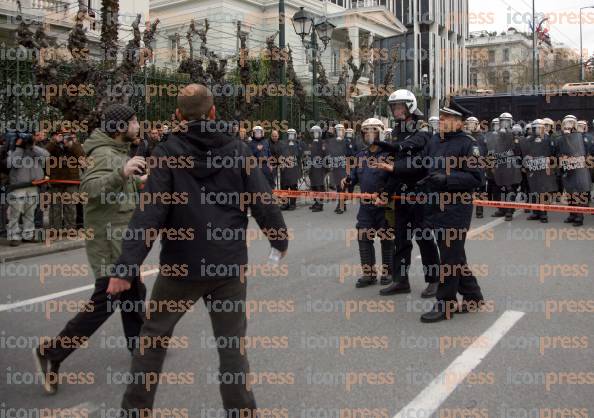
[0,238,86,262]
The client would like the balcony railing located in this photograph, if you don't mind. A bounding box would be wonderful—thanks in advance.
[351,0,387,9]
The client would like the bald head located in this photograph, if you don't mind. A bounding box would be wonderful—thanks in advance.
[177,84,214,121]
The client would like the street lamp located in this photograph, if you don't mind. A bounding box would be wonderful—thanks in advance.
[291,7,335,123]
[580,6,594,81]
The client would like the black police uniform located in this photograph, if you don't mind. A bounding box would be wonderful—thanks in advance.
[325,136,354,214]
[349,146,395,287]
[308,139,327,211]
[278,138,303,210]
[419,130,484,319]
[249,137,275,188]
[470,130,487,218]
[378,122,440,297]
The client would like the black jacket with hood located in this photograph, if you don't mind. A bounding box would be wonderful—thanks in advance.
[112,120,288,282]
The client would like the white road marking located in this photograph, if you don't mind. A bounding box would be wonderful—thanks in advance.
[0,269,160,313]
[65,402,99,415]
[393,310,525,418]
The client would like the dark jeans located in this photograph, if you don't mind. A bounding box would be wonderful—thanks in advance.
[393,202,440,283]
[434,228,483,303]
[43,276,146,363]
[311,185,325,206]
[120,276,256,417]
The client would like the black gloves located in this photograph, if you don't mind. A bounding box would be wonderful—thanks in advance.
[418,171,447,188]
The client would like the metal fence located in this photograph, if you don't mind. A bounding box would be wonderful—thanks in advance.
[1,57,340,134]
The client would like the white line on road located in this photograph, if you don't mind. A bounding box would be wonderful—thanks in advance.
[393,310,525,418]
[0,269,160,313]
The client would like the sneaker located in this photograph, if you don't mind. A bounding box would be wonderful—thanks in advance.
[32,346,60,394]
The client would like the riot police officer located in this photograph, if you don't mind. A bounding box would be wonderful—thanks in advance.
[278,128,303,211]
[342,118,394,288]
[325,123,353,214]
[518,119,558,223]
[465,116,487,218]
[249,125,275,188]
[428,117,440,135]
[555,115,592,226]
[486,112,523,221]
[377,89,440,298]
[308,125,326,212]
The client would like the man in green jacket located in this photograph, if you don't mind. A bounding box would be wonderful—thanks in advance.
[32,104,148,395]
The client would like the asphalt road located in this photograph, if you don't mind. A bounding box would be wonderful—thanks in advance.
[1,202,593,418]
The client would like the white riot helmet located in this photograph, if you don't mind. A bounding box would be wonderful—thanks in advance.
[310,125,322,141]
[512,124,523,136]
[465,116,479,133]
[577,120,588,133]
[491,118,500,131]
[388,89,422,119]
[562,115,577,132]
[361,118,385,144]
[532,119,545,138]
[542,118,554,133]
[428,116,440,132]
[335,123,345,140]
[287,128,297,141]
[499,112,513,130]
[345,128,354,140]
[252,125,264,139]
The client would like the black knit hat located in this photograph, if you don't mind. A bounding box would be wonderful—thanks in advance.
[101,104,136,134]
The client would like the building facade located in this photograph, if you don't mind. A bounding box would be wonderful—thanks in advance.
[374,0,468,117]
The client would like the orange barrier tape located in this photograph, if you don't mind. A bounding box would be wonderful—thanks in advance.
[272,189,594,214]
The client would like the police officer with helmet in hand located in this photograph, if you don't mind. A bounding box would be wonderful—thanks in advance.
[341,118,394,288]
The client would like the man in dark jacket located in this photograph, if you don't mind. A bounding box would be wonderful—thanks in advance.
[110,84,289,418]
[249,125,275,188]
[278,128,303,210]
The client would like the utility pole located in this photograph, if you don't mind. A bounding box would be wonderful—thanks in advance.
[279,0,287,130]
[532,0,537,90]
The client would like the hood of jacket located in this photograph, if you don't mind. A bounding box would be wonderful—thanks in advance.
[83,129,130,156]
[165,120,244,179]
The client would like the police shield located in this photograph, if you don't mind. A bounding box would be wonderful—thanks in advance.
[557,132,592,193]
[520,139,558,193]
[487,131,522,187]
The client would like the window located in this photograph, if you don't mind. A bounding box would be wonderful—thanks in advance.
[488,71,496,86]
[503,48,510,62]
[488,50,495,64]
[502,70,510,85]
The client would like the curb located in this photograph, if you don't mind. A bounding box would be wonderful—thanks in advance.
[0,239,86,262]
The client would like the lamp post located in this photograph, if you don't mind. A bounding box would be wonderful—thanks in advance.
[580,6,594,81]
[291,7,335,124]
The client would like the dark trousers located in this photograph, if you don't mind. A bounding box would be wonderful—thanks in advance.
[393,203,440,284]
[494,183,520,215]
[311,185,325,206]
[120,276,256,416]
[434,228,483,303]
[283,184,298,207]
[357,227,394,278]
[335,183,347,210]
[44,276,146,363]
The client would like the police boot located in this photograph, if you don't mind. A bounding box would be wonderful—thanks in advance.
[527,212,540,220]
[379,239,394,285]
[491,209,506,217]
[420,301,455,323]
[356,239,377,288]
[311,202,323,212]
[379,277,411,295]
[540,215,548,223]
[504,210,513,221]
[280,203,290,211]
[572,214,584,227]
[421,282,438,298]
[564,214,576,223]
[475,206,483,219]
